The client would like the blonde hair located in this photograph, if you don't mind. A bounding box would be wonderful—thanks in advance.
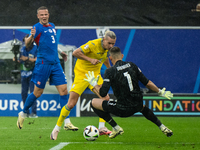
[104,31,116,39]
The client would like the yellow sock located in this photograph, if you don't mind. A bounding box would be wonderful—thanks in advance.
[56,105,71,127]
[98,118,106,129]
[99,118,106,122]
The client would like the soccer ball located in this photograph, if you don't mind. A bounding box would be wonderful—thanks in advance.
[83,125,99,141]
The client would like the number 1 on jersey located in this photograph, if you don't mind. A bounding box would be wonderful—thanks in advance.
[123,72,134,91]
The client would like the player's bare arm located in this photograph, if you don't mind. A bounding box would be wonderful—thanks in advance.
[73,48,101,65]
[25,27,35,48]
[20,55,29,61]
[103,58,111,68]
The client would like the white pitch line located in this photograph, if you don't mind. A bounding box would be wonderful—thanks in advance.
[49,142,70,150]
[49,141,200,150]
[49,142,124,150]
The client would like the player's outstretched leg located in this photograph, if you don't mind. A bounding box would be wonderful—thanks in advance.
[141,105,173,137]
[17,111,27,129]
[109,125,124,139]
[159,124,173,137]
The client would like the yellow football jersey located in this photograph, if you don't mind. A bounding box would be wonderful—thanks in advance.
[74,38,109,75]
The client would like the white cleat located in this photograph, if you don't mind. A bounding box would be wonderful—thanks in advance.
[50,128,59,140]
[17,111,26,129]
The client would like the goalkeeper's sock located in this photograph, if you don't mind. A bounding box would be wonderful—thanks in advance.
[98,118,106,129]
[141,105,162,127]
[23,93,37,114]
[56,105,71,127]
[107,118,117,128]
[113,125,120,131]
[159,124,166,129]
[91,102,117,127]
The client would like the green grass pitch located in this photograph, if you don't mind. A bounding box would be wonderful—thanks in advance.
[1,116,199,150]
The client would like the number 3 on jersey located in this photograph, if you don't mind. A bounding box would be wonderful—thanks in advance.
[123,72,134,91]
[51,35,55,43]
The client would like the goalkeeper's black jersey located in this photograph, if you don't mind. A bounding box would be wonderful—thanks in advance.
[99,60,149,106]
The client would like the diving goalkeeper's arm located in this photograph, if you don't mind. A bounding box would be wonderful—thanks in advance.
[145,80,173,100]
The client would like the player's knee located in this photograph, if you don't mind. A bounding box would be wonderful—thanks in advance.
[33,90,43,98]
[67,103,75,109]
[67,99,77,109]
[90,98,100,109]
[102,94,110,101]
[60,89,68,96]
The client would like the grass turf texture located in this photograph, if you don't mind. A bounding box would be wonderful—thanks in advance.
[1,116,199,150]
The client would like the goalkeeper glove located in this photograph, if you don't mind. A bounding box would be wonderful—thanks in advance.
[84,71,100,87]
[158,88,173,100]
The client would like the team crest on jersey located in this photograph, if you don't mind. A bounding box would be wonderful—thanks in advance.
[84,44,89,49]
[49,29,53,33]
[52,29,56,35]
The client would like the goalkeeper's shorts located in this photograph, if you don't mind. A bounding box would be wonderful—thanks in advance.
[102,97,143,117]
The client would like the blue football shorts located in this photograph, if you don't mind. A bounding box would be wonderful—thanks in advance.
[31,63,67,89]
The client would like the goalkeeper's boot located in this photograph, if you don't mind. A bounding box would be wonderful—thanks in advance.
[50,128,59,140]
[99,127,112,135]
[64,123,79,131]
[160,126,173,137]
[17,111,26,129]
[109,127,124,139]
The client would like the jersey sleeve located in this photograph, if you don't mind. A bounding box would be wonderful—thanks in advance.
[137,66,149,86]
[79,41,93,54]
[99,69,112,97]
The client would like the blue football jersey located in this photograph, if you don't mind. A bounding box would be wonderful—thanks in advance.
[20,43,37,77]
[32,22,60,64]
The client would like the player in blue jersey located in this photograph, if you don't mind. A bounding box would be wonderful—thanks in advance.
[17,6,78,131]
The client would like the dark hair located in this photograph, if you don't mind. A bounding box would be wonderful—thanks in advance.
[109,46,121,58]
[37,6,48,13]
[110,46,121,53]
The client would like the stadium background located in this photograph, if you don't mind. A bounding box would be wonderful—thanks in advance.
[0,0,200,117]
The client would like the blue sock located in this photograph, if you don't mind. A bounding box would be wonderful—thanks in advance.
[23,93,37,114]
[60,94,70,119]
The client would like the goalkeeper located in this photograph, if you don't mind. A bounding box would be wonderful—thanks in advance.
[84,46,173,139]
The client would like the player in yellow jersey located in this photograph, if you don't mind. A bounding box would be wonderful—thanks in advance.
[50,31,117,140]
